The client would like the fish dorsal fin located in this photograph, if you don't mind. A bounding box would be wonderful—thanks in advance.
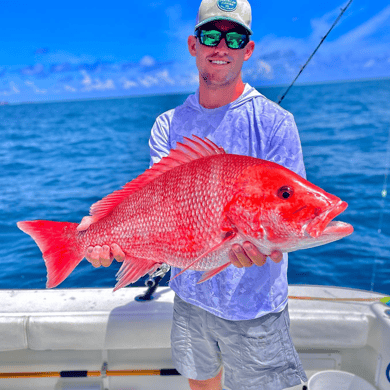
[77,136,226,231]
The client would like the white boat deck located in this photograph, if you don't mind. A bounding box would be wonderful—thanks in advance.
[0,285,389,389]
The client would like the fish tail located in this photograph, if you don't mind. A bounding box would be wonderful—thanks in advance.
[17,220,83,288]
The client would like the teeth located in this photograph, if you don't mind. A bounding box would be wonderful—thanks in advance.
[211,60,228,64]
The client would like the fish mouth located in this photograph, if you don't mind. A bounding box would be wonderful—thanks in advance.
[305,200,353,238]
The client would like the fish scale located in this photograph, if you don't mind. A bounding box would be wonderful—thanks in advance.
[17,136,353,290]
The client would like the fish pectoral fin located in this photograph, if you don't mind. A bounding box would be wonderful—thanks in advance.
[197,262,231,284]
[76,216,98,231]
[169,230,237,282]
[114,255,159,291]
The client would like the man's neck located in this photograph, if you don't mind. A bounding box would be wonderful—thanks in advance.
[199,79,246,109]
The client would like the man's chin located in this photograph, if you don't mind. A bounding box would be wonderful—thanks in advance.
[201,73,235,87]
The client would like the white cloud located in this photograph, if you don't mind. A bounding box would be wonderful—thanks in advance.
[97,79,115,91]
[25,80,47,94]
[156,69,175,85]
[140,55,156,67]
[243,59,274,81]
[254,35,308,63]
[11,82,20,94]
[20,64,45,77]
[138,75,159,88]
[64,85,77,92]
[136,69,176,87]
[333,5,390,48]
[309,5,342,43]
[81,71,92,87]
[259,60,272,74]
[80,70,115,91]
[363,59,375,68]
[120,77,138,89]
[0,81,20,96]
[245,4,390,83]
[189,72,199,85]
[257,60,273,79]
[176,72,199,86]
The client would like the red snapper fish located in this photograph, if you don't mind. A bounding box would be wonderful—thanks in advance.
[18,136,353,290]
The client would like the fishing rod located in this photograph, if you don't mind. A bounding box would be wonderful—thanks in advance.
[278,0,354,104]
[0,368,181,379]
[289,295,390,304]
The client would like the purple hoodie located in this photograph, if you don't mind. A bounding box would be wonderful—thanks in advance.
[149,83,306,320]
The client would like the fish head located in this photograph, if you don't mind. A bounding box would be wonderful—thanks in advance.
[225,161,353,251]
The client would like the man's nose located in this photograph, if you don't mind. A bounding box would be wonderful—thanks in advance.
[214,37,229,53]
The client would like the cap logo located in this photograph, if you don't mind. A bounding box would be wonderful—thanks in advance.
[217,0,237,12]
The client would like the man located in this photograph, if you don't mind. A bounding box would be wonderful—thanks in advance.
[85,0,308,389]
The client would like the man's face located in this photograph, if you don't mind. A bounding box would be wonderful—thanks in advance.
[188,20,255,88]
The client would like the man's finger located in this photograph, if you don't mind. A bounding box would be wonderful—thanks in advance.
[111,243,125,262]
[85,247,94,262]
[231,244,253,267]
[270,250,283,263]
[228,249,243,268]
[242,241,267,267]
[100,245,112,267]
[90,246,102,268]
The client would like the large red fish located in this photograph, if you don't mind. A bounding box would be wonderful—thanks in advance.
[18,136,353,290]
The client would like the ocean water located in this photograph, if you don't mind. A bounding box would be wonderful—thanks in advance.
[1,79,389,295]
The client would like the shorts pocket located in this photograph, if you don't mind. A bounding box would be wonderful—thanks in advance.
[170,301,191,362]
[239,329,287,372]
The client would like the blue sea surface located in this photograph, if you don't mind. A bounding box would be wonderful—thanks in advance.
[1,79,389,294]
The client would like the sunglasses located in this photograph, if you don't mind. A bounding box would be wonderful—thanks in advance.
[195,28,250,50]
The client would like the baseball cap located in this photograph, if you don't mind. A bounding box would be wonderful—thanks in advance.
[195,0,252,35]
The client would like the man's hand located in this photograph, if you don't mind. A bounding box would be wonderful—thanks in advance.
[228,241,283,268]
[85,243,125,268]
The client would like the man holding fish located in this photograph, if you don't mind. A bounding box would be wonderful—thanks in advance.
[19,0,353,388]
[86,0,308,388]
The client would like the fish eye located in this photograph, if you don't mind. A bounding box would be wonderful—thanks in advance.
[277,186,294,200]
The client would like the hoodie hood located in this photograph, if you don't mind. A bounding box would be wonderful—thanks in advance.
[183,83,263,113]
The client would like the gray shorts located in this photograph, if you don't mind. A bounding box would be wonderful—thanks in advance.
[171,294,307,390]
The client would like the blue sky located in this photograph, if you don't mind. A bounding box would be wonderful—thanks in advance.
[1,0,390,103]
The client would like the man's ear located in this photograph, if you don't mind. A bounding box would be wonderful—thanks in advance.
[188,35,197,57]
[244,40,255,61]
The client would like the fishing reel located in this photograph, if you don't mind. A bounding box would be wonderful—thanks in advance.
[135,263,171,302]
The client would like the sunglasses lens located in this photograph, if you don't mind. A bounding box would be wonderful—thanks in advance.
[200,30,222,46]
[226,32,248,49]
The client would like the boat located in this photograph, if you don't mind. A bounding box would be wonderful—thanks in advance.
[0,284,389,390]
[2,4,389,389]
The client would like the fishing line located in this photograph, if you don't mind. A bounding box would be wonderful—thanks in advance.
[278,0,354,104]
[370,125,390,291]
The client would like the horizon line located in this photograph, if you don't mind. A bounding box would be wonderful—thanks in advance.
[3,75,390,106]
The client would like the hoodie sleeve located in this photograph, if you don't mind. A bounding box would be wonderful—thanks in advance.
[265,112,307,179]
[148,109,174,167]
